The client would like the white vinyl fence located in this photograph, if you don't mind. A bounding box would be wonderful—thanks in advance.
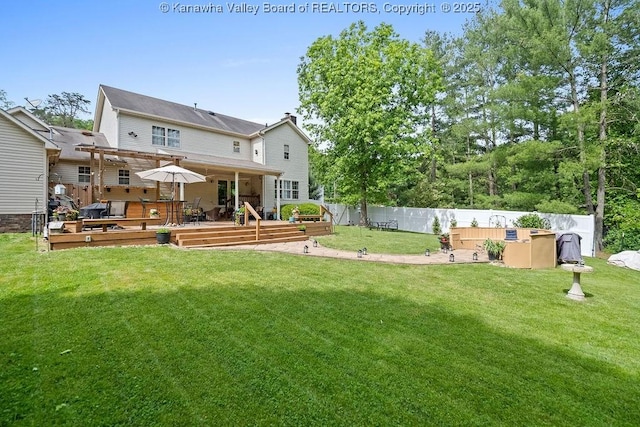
[325,204,595,257]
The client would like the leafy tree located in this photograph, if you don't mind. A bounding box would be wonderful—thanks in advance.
[32,92,91,128]
[297,21,442,224]
[0,89,14,110]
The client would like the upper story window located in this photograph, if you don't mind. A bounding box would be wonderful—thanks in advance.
[118,169,130,185]
[284,144,290,160]
[233,141,240,153]
[152,126,180,148]
[78,166,91,183]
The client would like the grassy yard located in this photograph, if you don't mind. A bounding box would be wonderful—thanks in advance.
[1,232,639,425]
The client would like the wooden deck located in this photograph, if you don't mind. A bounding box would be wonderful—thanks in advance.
[47,220,333,250]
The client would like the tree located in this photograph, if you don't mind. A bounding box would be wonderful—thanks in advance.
[32,91,91,129]
[297,21,442,223]
[0,89,14,110]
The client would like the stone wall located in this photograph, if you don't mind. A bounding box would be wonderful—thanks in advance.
[0,214,39,233]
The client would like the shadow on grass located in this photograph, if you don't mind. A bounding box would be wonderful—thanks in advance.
[2,284,639,426]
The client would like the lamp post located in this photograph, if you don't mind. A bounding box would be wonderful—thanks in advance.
[425,248,430,256]
[472,252,478,261]
[357,249,363,258]
[303,245,309,254]
[449,253,455,262]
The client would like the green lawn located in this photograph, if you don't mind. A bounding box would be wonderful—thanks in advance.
[1,232,639,425]
[316,225,441,254]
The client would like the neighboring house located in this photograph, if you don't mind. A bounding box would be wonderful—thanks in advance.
[0,107,59,232]
[91,85,312,218]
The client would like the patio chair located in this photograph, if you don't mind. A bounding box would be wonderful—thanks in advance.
[100,200,112,218]
[187,197,202,225]
[138,197,151,218]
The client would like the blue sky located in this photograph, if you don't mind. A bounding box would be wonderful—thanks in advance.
[2,0,475,126]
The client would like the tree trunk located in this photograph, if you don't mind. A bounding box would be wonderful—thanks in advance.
[570,75,595,215]
[595,0,611,252]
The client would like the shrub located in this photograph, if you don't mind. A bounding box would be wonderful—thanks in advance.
[470,218,478,227]
[604,228,640,252]
[450,218,458,228]
[281,203,320,219]
[512,213,551,229]
[432,217,441,235]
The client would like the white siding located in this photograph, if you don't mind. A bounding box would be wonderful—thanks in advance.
[0,115,47,214]
[96,96,118,148]
[11,110,48,132]
[263,123,309,209]
[117,114,252,159]
[51,161,154,188]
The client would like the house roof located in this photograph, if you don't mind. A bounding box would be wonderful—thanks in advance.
[48,127,115,163]
[97,85,268,136]
[0,108,59,151]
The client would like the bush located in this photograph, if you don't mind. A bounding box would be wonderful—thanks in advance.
[604,228,640,252]
[512,213,551,229]
[281,203,320,219]
[470,218,479,227]
[432,217,441,235]
[535,200,579,214]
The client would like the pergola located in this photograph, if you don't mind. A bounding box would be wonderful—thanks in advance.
[74,144,186,202]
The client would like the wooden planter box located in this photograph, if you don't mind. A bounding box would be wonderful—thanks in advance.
[63,220,83,233]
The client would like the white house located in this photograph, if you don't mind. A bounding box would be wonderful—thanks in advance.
[0,107,59,232]
[88,85,311,218]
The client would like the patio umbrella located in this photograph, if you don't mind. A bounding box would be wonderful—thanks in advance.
[135,164,205,199]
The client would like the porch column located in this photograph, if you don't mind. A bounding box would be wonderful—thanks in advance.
[234,171,239,213]
[276,175,281,220]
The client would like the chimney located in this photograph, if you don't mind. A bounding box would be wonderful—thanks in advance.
[283,112,297,125]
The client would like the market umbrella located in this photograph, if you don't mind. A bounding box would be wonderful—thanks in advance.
[136,164,205,198]
[136,164,206,225]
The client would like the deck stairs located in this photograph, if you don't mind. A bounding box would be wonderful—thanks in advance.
[174,223,313,248]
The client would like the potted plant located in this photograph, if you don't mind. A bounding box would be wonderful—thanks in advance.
[236,206,246,225]
[156,227,171,244]
[439,233,450,250]
[149,208,160,219]
[298,225,306,234]
[483,238,506,261]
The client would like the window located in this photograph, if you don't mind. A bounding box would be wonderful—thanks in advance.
[152,126,180,147]
[118,169,130,185]
[284,144,290,160]
[274,179,299,200]
[167,129,180,147]
[233,141,240,153]
[152,126,165,146]
[78,166,91,183]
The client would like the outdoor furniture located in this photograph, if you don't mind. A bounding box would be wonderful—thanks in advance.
[297,214,322,222]
[100,201,112,218]
[380,219,398,231]
[138,197,151,218]
[186,197,202,225]
[79,202,108,219]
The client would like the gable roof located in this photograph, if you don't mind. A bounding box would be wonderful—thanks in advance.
[6,106,51,132]
[0,108,59,151]
[96,85,268,136]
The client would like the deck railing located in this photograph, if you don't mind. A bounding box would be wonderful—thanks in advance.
[242,202,262,241]
[320,205,334,233]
